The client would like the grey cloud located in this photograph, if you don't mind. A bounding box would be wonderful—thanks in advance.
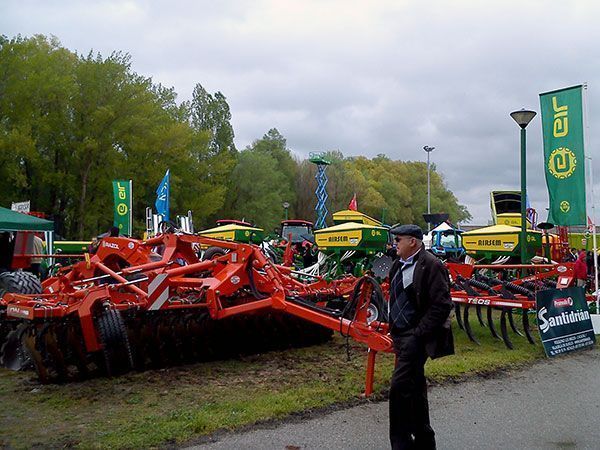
[3,0,600,224]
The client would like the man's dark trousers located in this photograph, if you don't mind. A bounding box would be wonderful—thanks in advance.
[389,331,435,450]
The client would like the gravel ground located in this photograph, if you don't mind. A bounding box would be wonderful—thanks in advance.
[187,346,600,450]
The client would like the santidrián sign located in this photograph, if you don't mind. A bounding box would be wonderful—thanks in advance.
[536,287,595,357]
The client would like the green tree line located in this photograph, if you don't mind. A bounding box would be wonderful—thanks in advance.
[0,35,470,238]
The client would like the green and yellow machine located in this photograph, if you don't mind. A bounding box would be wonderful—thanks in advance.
[53,241,91,254]
[461,224,542,261]
[198,220,264,244]
[314,210,389,276]
[490,190,533,228]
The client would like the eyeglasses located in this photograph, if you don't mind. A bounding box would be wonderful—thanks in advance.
[394,236,413,243]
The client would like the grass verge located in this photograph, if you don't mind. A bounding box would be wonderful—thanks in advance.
[0,320,544,449]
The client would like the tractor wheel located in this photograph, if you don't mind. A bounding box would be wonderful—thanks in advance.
[202,246,227,261]
[96,309,134,377]
[0,271,42,295]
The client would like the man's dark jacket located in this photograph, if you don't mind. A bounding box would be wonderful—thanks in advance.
[388,246,454,359]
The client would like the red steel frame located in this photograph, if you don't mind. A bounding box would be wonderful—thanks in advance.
[1,233,393,395]
[2,234,587,394]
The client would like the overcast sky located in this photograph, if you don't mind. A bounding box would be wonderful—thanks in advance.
[3,0,600,224]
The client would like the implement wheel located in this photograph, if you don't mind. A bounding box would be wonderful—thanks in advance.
[0,271,42,295]
[96,309,134,377]
[201,246,227,261]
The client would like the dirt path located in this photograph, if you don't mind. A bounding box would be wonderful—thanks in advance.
[187,346,600,449]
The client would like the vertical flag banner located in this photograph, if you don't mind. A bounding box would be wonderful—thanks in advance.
[539,85,586,225]
[112,180,132,235]
[155,169,170,222]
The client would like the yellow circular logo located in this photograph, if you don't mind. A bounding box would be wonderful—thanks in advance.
[560,201,570,213]
[548,147,577,179]
[117,203,128,216]
[245,231,250,237]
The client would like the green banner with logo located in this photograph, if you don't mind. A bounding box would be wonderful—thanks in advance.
[536,286,595,357]
[539,85,586,225]
[112,180,132,236]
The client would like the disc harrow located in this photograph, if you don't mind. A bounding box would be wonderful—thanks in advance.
[447,262,583,349]
[0,233,393,395]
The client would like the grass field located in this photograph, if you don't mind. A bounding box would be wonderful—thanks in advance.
[0,320,545,449]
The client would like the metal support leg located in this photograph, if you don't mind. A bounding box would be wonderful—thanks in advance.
[365,348,377,397]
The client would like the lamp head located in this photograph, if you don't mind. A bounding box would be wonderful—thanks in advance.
[510,109,537,129]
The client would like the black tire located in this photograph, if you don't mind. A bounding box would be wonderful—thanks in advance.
[202,246,227,261]
[0,323,31,370]
[95,309,134,377]
[0,271,42,295]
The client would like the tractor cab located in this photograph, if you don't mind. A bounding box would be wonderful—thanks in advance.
[424,222,465,259]
[280,219,314,244]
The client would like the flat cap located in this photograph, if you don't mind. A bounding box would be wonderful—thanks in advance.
[390,224,423,240]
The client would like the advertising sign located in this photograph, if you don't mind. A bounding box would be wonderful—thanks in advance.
[11,201,30,213]
[112,180,132,236]
[539,85,586,225]
[536,287,595,357]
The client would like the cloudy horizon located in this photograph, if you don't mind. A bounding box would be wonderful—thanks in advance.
[3,0,600,225]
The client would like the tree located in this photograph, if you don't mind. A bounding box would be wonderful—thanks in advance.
[0,35,233,238]
[224,150,289,230]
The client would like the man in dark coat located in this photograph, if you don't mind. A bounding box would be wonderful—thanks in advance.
[388,224,454,450]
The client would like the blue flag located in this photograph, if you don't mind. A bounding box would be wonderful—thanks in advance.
[155,169,170,222]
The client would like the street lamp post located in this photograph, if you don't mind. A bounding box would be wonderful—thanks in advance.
[510,109,537,269]
[282,202,290,221]
[423,146,435,231]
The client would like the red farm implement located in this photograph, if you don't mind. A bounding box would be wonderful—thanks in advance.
[0,233,392,394]
[447,262,583,349]
[0,232,584,394]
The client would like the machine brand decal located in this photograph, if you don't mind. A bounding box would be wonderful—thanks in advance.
[467,298,490,305]
[477,239,501,246]
[548,147,577,179]
[7,306,30,318]
[560,201,571,213]
[128,242,135,249]
[553,297,573,308]
[557,265,567,273]
[328,236,349,242]
[230,276,240,285]
[538,306,589,333]
[102,242,120,249]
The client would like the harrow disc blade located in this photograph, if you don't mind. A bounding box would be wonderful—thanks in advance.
[370,255,393,279]
[486,307,500,340]
[0,324,30,371]
[475,304,486,327]
[454,304,464,330]
[508,310,524,337]
[500,308,514,350]
[522,309,536,345]
[462,305,479,345]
